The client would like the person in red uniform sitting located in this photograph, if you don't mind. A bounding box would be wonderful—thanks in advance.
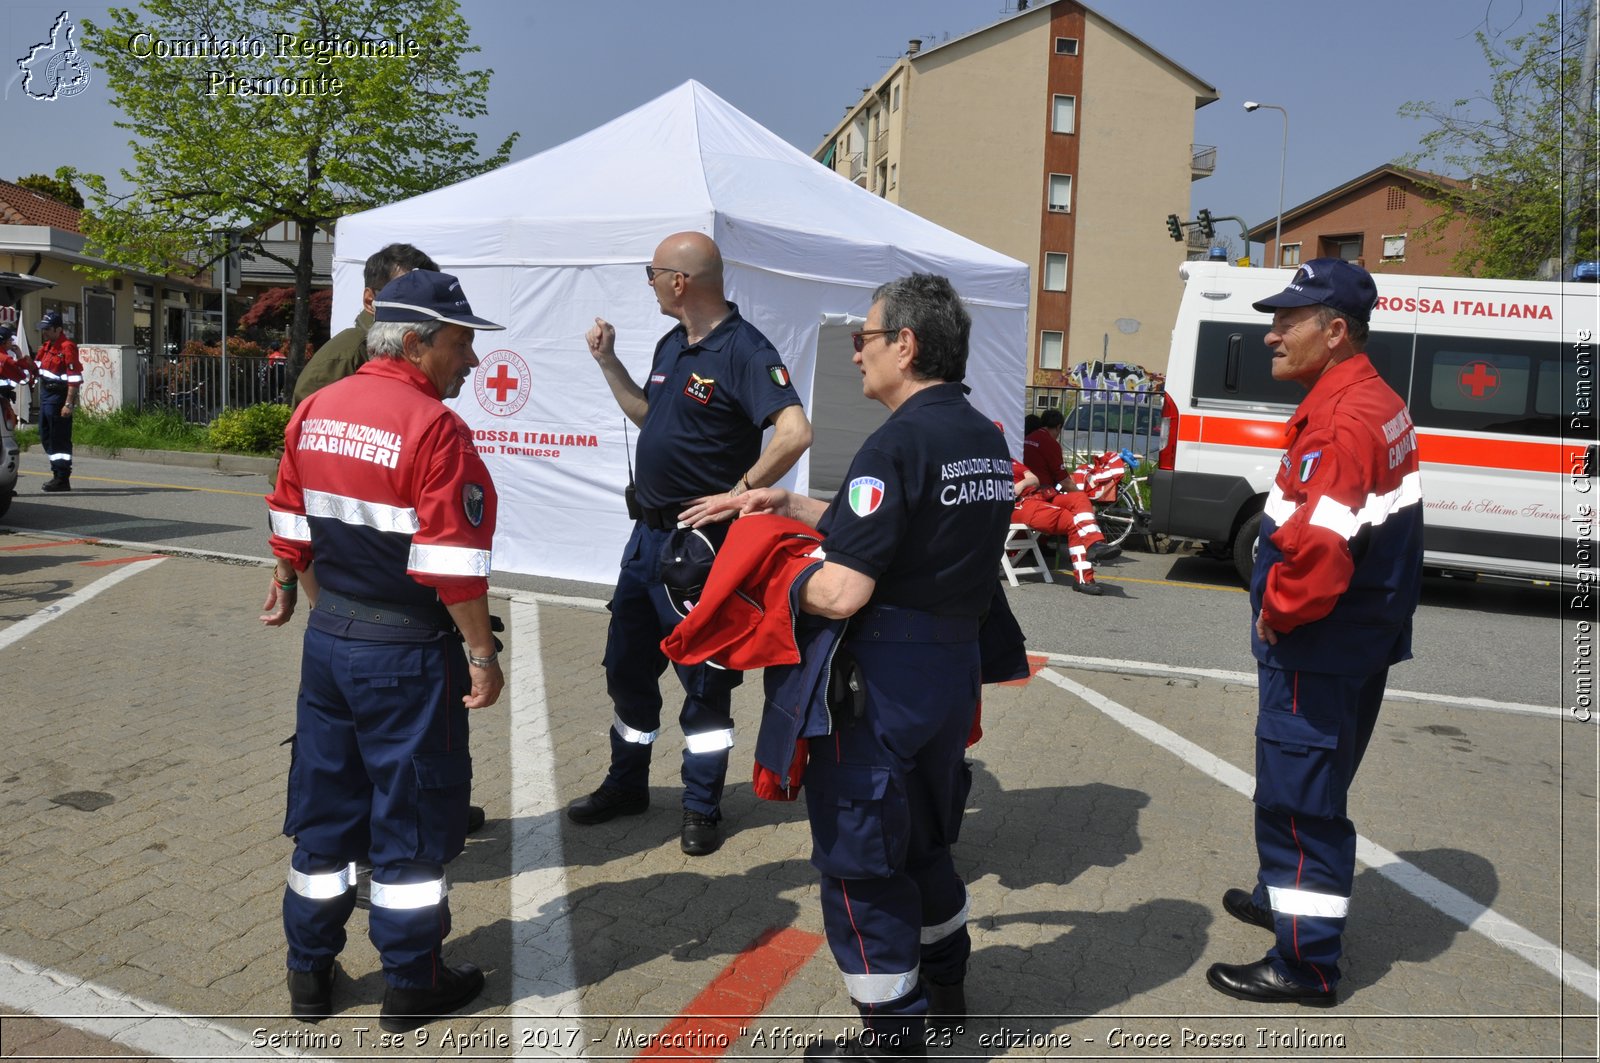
[1010,461,1112,594]
[1018,407,1119,591]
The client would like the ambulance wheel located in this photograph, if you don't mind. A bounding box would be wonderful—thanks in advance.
[1232,511,1262,585]
[0,490,11,522]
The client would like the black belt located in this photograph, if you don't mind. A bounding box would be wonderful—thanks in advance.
[852,605,979,644]
[639,504,685,532]
[315,588,453,631]
[41,381,68,395]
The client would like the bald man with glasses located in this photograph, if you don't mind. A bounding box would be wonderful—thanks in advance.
[575,231,813,856]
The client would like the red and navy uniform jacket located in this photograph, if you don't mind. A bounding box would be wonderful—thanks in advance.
[266,357,497,610]
[36,336,81,393]
[1021,426,1068,488]
[1250,353,1424,675]
[0,347,36,384]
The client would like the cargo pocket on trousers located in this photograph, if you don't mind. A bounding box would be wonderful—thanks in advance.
[1253,710,1340,818]
[412,750,473,864]
[804,764,908,879]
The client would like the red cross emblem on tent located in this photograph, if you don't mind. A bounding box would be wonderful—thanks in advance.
[473,349,531,417]
[1457,360,1499,400]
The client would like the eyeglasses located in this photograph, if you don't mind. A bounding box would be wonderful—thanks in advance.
[851,328,895,353]
[645,265,689,282]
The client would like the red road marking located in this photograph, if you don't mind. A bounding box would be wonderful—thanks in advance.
[81,555,165,566]
[633,926,823,1061]
[0,538,98,551]
[998,653,1049,687]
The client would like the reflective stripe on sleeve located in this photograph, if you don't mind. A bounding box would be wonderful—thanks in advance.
[304,489,420,535]
[842,969,919,1005]
[409,542,492,577]
[921,891,969,945]
[683,727,735,755]
[1308,495,1362,540]
[1263,487,1297,526]
[613,715,659,745]
[268,508,312,542]
[1267,885,1350,918]
[286,862,358,900]
[369,876,447,910]
[1309,471,1425,542]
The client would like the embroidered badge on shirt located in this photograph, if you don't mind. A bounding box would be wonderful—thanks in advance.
[848,476,885,517]
[650,373,667,385]
[684,373,715,405]
[768,365,791,387]
[1298,451,1322,483]
[462,483,486,527]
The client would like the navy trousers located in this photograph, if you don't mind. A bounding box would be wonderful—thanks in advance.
[601,521,742,817]
[38,393,72,481]
[283,624,472,988]
[804,632,978,1047]
[1251,664,1387,991]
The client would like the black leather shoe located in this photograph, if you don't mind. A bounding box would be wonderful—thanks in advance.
[41,478,70,492]
[681,810,721,856]
[1072,577,1103,596]
[1086,542,1121,563]
[566,785,648,825]
[380,962,485,1033]
[804,1029,926,1059]
[1205,959,1336,1007]
[1223,888,1274,931]
[287,966,334,1022]
[925,978,966,1033]
[466,804,486,834]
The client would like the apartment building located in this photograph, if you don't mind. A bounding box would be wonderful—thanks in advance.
[815,0,1217,380]
[1247,164,1475,277]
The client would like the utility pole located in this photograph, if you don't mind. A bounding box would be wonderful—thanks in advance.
[1563,0,1598,273]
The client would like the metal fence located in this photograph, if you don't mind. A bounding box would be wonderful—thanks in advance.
[137,353,288,423]
[1024,383,1165,463]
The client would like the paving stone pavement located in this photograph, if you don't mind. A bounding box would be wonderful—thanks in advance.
[0,537,1593,1061]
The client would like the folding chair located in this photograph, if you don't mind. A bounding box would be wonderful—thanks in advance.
[1000,523,1054,586]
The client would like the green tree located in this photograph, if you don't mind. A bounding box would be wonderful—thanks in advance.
[1399,7,1597,278]
[15,172,84,208]
[67,0,517,390]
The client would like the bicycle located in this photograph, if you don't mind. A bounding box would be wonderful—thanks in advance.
[1075,449,1167,553]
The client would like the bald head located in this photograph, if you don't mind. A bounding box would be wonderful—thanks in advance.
[656,231,724,289]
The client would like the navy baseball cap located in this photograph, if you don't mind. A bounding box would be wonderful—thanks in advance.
[659,527,717,619]
[1252,258,1378,323]
[0,325,13,343]
[372,269,504,330]
[37,310,63,330]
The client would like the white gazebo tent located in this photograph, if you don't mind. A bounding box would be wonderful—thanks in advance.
[333,80,1029,583]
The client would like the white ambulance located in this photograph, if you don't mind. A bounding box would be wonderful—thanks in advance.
[1151,261,1597,585]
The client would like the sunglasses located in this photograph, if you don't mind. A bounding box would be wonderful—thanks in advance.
[645,265,689,282]
[851,329,895,353]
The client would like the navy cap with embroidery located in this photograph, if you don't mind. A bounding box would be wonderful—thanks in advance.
[37,310,63,331]
[659,527,718,620]
[1252,258,1378,323]
[372,269,504,330]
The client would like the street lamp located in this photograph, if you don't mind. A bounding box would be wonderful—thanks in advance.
[1243,101,1287,269]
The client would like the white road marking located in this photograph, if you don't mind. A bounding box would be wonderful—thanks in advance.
[1044,651,1572,721]
[0,557,164,653]
[1037,666,1600,1001]
[507,600,587,1058]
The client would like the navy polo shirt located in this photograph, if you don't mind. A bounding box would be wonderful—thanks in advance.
[818,382,1013,616]
[635,304,801,509]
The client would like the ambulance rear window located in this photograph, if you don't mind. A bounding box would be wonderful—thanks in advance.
[1412,336,1568,437]
[1191,322,1412,408]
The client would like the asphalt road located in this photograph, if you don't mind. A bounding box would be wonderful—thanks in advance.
[0,450,1582,712]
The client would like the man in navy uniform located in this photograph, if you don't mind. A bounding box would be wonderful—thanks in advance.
[1207,259,1423,1006]
[708,273,1013,1059]
[572,231,812,856]
[262,270,506,1032]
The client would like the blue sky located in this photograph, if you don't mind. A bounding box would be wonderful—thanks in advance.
[1,0,1564,258]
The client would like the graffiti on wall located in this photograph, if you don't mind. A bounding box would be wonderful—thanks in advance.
[76,345,124,414]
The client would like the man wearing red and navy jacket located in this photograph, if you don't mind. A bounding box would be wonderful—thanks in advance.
[35,310,81,491]
[261,270,504,1032]
[1207,259,1423,1009]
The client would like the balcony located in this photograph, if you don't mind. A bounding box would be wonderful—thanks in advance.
[871,129,890,163]
[847,152,866,180]
[1191,143,1216,180]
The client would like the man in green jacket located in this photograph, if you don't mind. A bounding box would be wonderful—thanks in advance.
[292,243,438,407]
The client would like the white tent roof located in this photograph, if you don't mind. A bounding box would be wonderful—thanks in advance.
[332,81,1029,582]
[335,79,1026,306]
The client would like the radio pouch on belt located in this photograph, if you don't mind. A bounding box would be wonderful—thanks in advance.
[826,645,866,727]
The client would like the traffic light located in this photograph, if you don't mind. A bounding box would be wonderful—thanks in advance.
[1166,213,1183,242]
[1196,208,1215,239]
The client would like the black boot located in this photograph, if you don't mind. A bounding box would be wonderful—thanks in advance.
[379,963,485,1033]
[286,966,335,1022]
[804,1026,926,1059]
[925,978,967,1033]
[41,477,70,492]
